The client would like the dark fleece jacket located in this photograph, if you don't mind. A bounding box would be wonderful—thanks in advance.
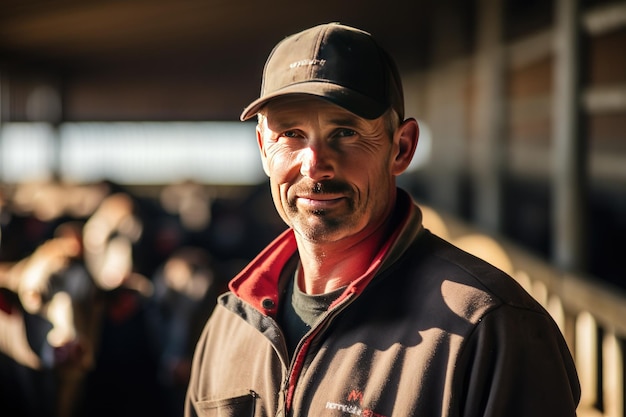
[185,189,580,417]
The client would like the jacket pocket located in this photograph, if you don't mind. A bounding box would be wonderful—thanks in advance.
[195,391,257,417]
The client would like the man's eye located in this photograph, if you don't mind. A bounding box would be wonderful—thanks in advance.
[334,129,357,139]
[282,130,299,138]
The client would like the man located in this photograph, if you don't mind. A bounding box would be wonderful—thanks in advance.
[185,23,580,417]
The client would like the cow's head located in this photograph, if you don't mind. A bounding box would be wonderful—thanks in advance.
[4,221,99,370]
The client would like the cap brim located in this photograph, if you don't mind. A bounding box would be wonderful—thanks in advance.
[240,81,388,121]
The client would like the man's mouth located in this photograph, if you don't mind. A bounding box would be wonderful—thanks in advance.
[297,195,345,210]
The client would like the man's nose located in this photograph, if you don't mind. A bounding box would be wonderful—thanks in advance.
[299,143,335,181]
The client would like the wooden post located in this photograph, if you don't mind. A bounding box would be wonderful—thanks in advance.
[473,0,506,233]
[552,0,587,272]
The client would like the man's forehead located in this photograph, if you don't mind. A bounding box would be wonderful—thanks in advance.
[262,96,367,127]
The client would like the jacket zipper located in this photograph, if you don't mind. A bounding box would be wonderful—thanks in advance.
[283,291,356,414]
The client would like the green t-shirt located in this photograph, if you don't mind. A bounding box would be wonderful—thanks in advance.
[278,271,346,357]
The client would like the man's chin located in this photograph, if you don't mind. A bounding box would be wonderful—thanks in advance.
[293,218,350,243]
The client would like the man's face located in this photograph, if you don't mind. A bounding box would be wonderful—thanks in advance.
[256,96,401,245]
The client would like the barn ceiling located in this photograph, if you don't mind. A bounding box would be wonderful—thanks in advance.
[0,0,433,68]
[0,0,439,120]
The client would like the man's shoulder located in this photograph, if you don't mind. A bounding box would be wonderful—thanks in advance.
[403,230,546,316]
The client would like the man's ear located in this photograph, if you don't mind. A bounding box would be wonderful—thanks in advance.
[256,125,270,177]
[391,118,419,176]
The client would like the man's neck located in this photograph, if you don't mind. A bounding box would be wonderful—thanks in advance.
[294,218,393,295]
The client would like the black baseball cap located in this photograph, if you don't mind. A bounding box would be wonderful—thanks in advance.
[240,23,405,121]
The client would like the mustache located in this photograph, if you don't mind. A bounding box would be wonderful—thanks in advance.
[294,180,352,195]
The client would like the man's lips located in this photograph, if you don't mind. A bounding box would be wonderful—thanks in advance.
[297,194,345,209]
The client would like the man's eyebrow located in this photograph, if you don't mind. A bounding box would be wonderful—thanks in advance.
[267,119,298,131]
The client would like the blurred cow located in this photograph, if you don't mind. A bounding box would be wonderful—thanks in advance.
[0,222,101,417]
[146,246,225,415]
[0,188,163,417]
[0,181,234,417]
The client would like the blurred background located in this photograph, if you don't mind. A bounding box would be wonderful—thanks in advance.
[0,0,624,416]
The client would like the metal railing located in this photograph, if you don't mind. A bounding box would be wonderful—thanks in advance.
[421,206,626,417]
